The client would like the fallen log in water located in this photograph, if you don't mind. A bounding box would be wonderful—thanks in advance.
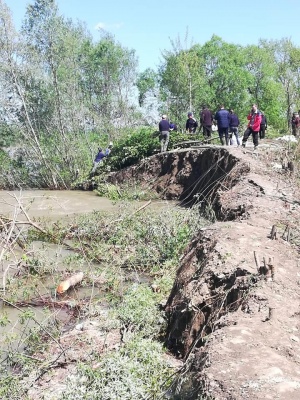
[56,272,84,294]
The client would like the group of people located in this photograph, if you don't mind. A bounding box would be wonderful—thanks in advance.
[210,104,267,149]
[91,105,299,174]
[159,104,268,152]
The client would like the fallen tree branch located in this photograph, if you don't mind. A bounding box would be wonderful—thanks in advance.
[107,200,152,226]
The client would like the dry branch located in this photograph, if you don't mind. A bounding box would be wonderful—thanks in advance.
[253,251,260,272]
[270,225,277,240]
[107,200,152,226]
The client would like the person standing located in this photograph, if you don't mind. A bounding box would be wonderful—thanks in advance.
[214,105,230,145]
[228,109,240,146]
[291,112,300,137]
[159,114,170,152]
[200,105,213,141]
[242,104,262,150]
[259,112,268,139]
[185,112,198,134]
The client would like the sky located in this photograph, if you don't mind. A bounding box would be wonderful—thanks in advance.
[4,0,300,72]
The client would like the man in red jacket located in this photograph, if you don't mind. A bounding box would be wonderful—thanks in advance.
[242,104,262,150]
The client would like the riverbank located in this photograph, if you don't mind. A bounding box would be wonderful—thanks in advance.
[1,141,300,399]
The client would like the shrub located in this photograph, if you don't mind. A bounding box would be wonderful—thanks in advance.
[108,127,158,170]
[62,338,172,400]
[116,283,165,338]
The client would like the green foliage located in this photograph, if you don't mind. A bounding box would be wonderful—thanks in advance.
[108,127,158,170]
[159,34,300,132]
[0,124,21,147]
[136,68,159,107]
[168,130,202,148]
[18,310,35,325]
[0,312,10,327]
[0,373,25,400]
[79,32,138,127]
[116,284,165,337]
[105,208,195,267]
[62,337,172,400]
[265,125,285,139]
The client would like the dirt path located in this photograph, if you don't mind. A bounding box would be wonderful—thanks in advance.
[164,145,300,399]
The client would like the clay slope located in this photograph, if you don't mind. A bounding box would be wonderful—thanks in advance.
[111,145,300,399]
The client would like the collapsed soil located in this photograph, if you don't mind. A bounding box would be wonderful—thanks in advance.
[109,141,300,399]
[24,141,300,399]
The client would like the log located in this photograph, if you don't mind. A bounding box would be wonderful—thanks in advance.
[56,272,84,294]
[253,251,260,272]
[270,225,277,240]
[267,257,275,281]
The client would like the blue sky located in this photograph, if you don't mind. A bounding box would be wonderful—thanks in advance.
[4,0,300,72]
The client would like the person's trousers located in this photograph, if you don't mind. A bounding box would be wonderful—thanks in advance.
[259,124,266,139]
[230,127,240,145]
[218,127,229,145]
[91,160,103,174]
[160,131,170,152]
[242,127,259,147]
[202,125,212,139]
[292,126,300,137]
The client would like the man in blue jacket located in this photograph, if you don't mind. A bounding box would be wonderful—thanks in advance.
[90,142,113,175]
[214,105,230,145]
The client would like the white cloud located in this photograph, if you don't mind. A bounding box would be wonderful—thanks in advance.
[95,22,123,31]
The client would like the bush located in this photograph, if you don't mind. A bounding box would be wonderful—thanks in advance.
[108,127,158,170]
[62,338,172,400]
[116,283,165,337]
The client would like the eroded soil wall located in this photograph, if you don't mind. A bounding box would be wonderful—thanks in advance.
[108,148,249,219]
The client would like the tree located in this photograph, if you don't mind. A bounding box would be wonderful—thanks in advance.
[244,42,285,128]
[262,38,300,129]
[194,36,251,115]
[159,35,252,125]
[160,37,205,125]
[79,32,138,134]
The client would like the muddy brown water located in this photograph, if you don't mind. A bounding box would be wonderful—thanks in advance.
[0,190,177,359]
[0,189,120,218]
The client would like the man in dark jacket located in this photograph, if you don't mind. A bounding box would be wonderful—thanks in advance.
[90,142,113,175]
[214,105,230,145]
[159,114,170,152]
[185,112,198,133]
[229,109,240,146]
[259,112,267,139]
[200,105,213,140]
[169,121,178,132]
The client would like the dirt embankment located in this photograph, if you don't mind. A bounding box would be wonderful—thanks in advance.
[109,145,300,400]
